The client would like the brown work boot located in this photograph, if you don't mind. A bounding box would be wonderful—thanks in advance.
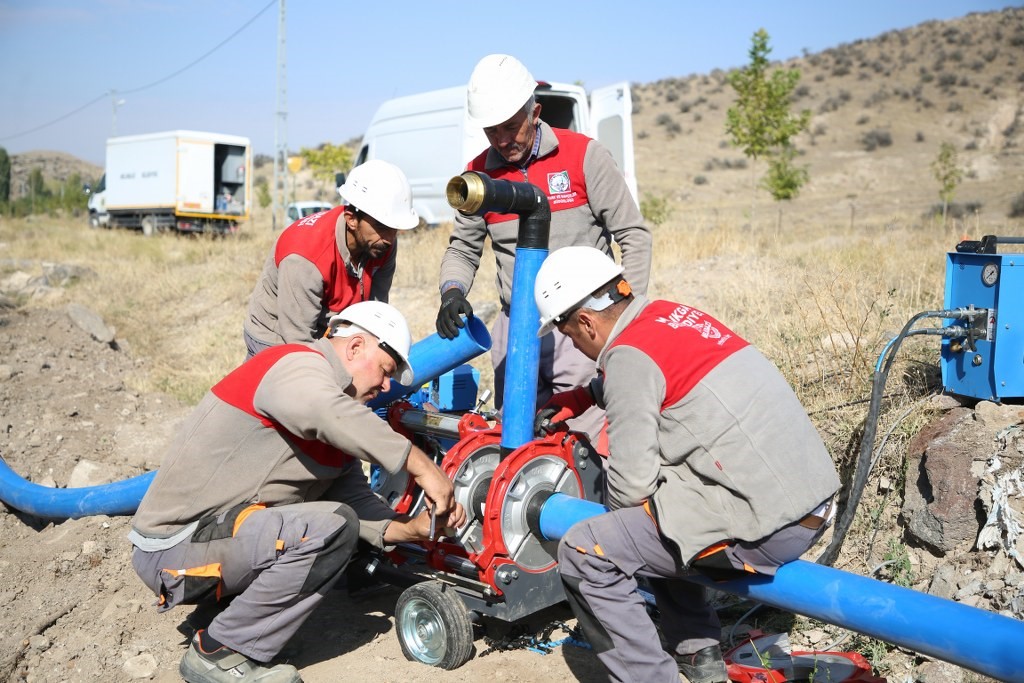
[180,631,302,683]
[676,644,729,683]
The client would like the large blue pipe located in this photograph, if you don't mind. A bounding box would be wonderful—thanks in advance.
[0,458,155,519]
[500,247,547,450]
[538,493,1024,682]
[369,316,491,409]
[0,327,493,520]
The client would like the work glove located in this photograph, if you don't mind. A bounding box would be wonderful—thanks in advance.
[436,289,474,340]
[534,386,596,436]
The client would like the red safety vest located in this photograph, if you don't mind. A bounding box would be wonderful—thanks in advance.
[211,345,353,468]
[609,301,750,410]
[274,206,392,311]
[467,128,591,225]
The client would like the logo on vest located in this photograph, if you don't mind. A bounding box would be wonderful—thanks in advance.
[655,305,732,345]
[548,170,571,195]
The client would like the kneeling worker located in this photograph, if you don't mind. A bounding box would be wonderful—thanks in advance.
[533,247,840,683]
[130,301,464,683]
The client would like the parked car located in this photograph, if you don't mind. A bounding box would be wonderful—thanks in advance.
[285,200,333,222]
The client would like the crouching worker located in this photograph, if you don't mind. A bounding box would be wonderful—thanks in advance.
[533,247,840,683]
[129,301,465,683]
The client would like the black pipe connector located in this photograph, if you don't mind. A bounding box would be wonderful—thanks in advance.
[446,172,550,249]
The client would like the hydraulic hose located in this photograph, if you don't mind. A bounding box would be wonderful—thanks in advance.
[817,308,980,566]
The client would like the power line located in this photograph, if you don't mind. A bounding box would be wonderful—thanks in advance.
[0,0,277,142]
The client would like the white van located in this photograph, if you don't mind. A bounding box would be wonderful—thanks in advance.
[354,81,636,226]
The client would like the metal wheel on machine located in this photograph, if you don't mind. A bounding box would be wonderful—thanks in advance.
[395,580,474,670]
[141,215,156,236]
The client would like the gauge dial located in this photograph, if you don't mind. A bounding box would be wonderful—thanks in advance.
[981,262,999,286]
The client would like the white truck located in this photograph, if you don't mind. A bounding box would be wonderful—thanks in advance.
[354,80,636,226]
[87,130,252,236]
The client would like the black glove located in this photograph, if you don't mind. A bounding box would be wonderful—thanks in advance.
[436,289,474,339]
[533,406,560,437]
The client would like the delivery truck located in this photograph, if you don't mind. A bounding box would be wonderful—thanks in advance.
[353,80,636,226]
[87,130,252,235]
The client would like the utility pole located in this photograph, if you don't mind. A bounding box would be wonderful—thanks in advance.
[111,90,126,136]
[271,0,287,230]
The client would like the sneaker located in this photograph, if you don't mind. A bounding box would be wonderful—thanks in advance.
[179,631,302,683]
[676,644,728,683]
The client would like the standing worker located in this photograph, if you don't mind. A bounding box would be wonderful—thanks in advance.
[245,159,420,359]
[533,247,840,683]
[131,301,464,683]
[436,54,651,445]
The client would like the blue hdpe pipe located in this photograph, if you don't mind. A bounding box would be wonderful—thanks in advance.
[500,247,547,450]
[0,458,155,520]
[369,316,492,409]
[0,325,493,520]
[538,493,1024,682]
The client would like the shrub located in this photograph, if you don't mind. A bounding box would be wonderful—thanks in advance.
[861,130,893,152]
[927,201,982,219]
[1009,193,1024,218]
[916,131,926,143]
[856,115,870,126]
[694,175,708,186]
[640,192,673,226]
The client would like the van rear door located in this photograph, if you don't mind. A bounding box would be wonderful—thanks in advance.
[589,83,638,205]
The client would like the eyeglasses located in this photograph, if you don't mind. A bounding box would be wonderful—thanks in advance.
[377,340,404,378]
[552,306,580,326]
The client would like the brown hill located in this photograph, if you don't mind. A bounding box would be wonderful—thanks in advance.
[8,150,103,200]
[631,6,1023,227]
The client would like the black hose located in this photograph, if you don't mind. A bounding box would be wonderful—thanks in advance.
[816,310,939,566]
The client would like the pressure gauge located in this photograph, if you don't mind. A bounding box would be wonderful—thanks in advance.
[981,262,999,287]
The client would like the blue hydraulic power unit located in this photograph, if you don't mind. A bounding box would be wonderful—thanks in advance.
[941,234,1024,401]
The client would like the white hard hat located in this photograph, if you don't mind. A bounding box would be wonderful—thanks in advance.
[535,247,625,337]
[337,159,419,231]
[328,301,414,385]
[466,54,537,128]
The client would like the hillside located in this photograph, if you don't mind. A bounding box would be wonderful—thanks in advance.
[631,7,1024,228]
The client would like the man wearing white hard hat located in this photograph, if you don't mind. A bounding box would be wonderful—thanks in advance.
[131,301,465,683]
[245,159,420,359]
[533,247,839,683]
[436,54,652,448]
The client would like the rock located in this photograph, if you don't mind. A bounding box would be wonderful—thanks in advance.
[27,635,50,651]
[122,653,157,679]
[903,408,986,553]
[67,459,115,488]
[0,364,13,381]
[929,394,966,410]
[974,401,1024,431]
[927,564,958,600]
[916,659,965,683]
[66,303,115,344]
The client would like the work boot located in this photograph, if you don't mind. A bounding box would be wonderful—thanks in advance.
[676,644,729,683]
[179,631,302,683]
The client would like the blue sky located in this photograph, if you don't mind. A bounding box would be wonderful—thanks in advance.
[0,0,1015,165]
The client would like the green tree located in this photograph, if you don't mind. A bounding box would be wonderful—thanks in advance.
[0,146,10,204]
[761,145,809,201]
[299,143,352,195]
[726,29,811,216]
[932,141,963,226]
[255,176,272,209]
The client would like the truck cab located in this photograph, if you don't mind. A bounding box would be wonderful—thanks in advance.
[355,81,636,226]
